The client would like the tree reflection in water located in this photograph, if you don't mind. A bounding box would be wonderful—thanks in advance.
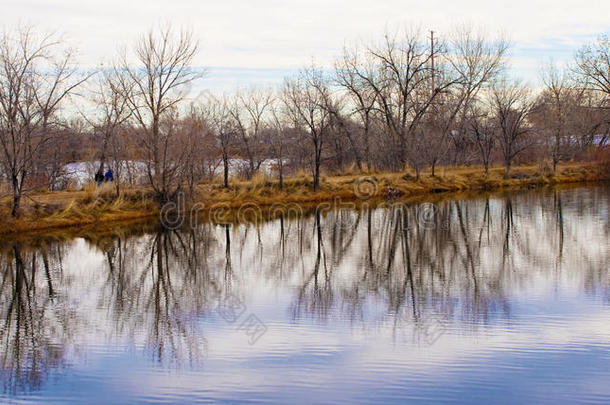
[0,186,608,394]
[0,242,70,394]
[99,228,218,368]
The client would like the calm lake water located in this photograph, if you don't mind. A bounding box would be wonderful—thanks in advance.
[1,185,609,404]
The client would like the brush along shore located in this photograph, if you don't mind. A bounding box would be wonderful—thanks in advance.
[0,162,607,236]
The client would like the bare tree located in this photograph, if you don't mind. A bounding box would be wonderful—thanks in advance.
[282,65,330,190]
[533,62,582,172]
[334,47,384,171]
[418,56,462,177]
[363,29,453,177]
[572,35,610,152]
[199,95,234,188]
[86,69,133,194]
[268,102,290,189]
[571,89,610,150]
[0,26,88,216]
[574,35,610,97]
[315,86,359,173]
[467,105,495,174]
[228,88,273,179]
[183,106,220,195]
[445,26,509,166]
[490,79,534,175]
[116,25,203,204]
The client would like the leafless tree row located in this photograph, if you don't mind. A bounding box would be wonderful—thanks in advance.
[1,25,608,216]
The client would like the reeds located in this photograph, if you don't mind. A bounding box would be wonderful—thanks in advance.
[0,188,157,235]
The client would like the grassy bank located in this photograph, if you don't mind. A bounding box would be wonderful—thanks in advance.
[1,161,608,236]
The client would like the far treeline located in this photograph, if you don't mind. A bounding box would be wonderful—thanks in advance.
[0,24,608,217]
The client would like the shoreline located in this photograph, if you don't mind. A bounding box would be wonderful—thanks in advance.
[0,162,608,239]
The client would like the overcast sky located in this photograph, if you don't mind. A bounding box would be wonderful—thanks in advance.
[2,0,609,90]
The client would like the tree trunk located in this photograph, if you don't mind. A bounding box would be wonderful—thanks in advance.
[313,144,321,191]
[399,136,407,168]
[97,134,108,177]
[313,137,321,191]
[364,115,372,171]
[333,138,343,171]
[11,193,21,218]
[248,156,255,180]
[11,175,21,217]
[313,159,320,190]
[343,128,362,171]
[223,153,229,188]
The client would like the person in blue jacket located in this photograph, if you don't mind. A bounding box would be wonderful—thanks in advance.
[104,169,114,182]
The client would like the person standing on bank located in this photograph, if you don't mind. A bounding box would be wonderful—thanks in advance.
[95,170,105,186]
[104,169,114,182]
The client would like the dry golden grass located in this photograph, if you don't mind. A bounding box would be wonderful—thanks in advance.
[0,161,607,236]
[196,161,608,207]
[0,187,158,235]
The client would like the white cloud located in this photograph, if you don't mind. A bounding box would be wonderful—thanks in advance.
[1,0,608,85]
